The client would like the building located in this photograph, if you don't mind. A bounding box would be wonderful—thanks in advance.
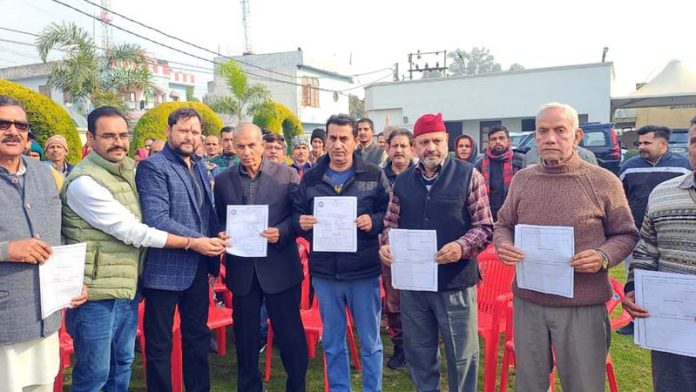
[365,62,614,149]
[206,49,353,131]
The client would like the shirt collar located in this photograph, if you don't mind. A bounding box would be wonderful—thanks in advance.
[0,156,27,176]
[678,172,696,190]
[239,160,264,178]
[415,156,449,176]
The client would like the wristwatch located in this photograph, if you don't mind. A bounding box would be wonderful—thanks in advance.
[598,250,609,270]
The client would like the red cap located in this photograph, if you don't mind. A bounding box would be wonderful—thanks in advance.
[413,113,446,138]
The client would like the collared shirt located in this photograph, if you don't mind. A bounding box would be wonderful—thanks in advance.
[415,159,446,191]
[678,172,696,190]
[240,162,263,204]
[381,167,493,259]
[66,176,168,248]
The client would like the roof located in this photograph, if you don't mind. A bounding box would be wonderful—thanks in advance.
[365,62,614,90]
[611,59,696,109]
[297,64,353,83]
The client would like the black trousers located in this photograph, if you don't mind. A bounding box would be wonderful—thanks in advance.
[234,274,308,392]
[144,261,211,392]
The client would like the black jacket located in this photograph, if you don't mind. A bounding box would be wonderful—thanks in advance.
[214,160,303,295]
[293,153,390,281]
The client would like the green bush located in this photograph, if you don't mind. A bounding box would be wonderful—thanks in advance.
[253,101,304,150]
[131,101,223,150]
[0,80,82,163]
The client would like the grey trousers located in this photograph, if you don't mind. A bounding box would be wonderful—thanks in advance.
[513,297,610,392]
[652,350,696,392]
[401,287,479,392]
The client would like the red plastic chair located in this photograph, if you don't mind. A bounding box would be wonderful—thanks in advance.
[499,277,626,392]
[53,310,74,392]
[208,287,234,356]
[476,244,515,392]
[136,302,184,392]
[213,263,233,308]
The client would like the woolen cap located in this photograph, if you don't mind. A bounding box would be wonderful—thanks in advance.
[45,135,69,152]
[413,113,446,138]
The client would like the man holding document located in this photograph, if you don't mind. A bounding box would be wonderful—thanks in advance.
[494,102,638,391]
[379,113,494,392]
[213,123,308,392]
[0,95,87,392]
[294,114,390,392]
[622,118,696,391]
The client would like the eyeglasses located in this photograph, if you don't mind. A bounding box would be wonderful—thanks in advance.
[96,132,130,142]
[0,119,30,132]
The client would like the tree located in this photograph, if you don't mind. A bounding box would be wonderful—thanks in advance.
[0,79,82,163]
[508,63,525,71]
[36,22,152,113]
[253,101,303,151]
[448,47,503,75]
[349,94,366,119]
[205,60,270,123]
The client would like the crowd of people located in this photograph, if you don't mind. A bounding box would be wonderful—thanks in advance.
[1,93,695,392]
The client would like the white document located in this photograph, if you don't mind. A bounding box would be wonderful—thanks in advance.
[226,205,269,257]
[634,270,696,357]
[390,229,438,292]
[313,196,358,252]
[514,224,575,298]
[39,243,87,319]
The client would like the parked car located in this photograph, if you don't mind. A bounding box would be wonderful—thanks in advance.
[578,122,622,175]
[669,128,689,156]
[509,132,534,149]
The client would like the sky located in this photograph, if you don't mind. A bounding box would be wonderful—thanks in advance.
[2,0,695,98]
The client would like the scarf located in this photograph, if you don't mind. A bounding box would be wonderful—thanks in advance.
[481,147,515,195]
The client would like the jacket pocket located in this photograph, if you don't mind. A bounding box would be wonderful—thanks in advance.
[91,247,100,281]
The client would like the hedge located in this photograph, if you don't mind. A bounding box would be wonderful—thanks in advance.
[253,101,304,151]
[0,80,82,164]
[131,101,223,150]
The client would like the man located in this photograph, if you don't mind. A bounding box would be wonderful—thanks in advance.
[61,106,224,391]
[356,118,388,166]
[617,125,691,335]
[294,114,390,392]
[0,95,87,392]
[262,133,287,164]
[377,132,387,150]
[291,135,313,177]
[475,125,524,220]
[214,123,308,392]
[379,128,416,370]
[379,114,493,392]
[210,126,240,169]
[309,128,326,164]
[494,102,638,391]
[149,139,165,156]
[44,135,73,177]
[136,108,226,391]
[205,134,221,159]
[144,137,155,151]
[622,116,696,392]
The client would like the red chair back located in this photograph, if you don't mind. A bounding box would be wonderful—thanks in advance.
[477,244,515,313]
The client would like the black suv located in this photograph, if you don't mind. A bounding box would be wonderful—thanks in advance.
[578,122,621,175]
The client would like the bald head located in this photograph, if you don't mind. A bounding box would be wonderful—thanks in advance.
[234,123,263,141]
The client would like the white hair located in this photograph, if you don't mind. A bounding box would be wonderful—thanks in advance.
[536,102,580,130]
[233,122,263,140]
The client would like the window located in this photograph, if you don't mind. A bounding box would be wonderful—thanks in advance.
[582,131,608,147]
[301,77,319,107]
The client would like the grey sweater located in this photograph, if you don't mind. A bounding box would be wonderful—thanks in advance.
[0,156,62,345]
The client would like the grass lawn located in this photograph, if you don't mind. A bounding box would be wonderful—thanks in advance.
[60,263,653,391]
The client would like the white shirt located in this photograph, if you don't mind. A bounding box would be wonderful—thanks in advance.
[66,176,168,248]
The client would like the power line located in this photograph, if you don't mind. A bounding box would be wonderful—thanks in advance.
[48,0,350,95]
[0,27,39,37]
[77,0,296,80]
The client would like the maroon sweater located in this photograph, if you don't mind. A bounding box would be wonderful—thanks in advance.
[493,153,638,307]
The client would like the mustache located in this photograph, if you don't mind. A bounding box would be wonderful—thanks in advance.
[1,135,22,143]
[107,146,127,153]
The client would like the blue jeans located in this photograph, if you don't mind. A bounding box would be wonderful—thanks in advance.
[401,287,479,392]
[312,276,383,392]
[66,297,139,392]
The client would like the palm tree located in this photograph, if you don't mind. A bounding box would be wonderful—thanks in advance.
[205,60,269,122]
[36,22,152,113]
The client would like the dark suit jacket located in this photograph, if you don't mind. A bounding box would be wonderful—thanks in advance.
[214,160,303,296]
[135,143,220,291]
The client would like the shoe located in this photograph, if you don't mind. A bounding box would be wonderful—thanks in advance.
[387,346,406,369]
[617,322,634,336]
